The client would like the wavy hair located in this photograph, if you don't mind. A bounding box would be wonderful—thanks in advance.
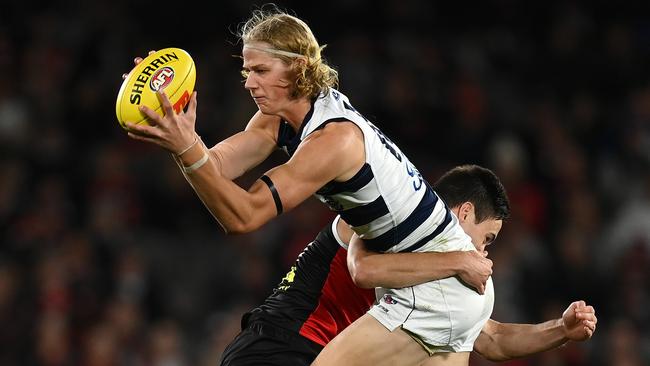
[238,5,339,99]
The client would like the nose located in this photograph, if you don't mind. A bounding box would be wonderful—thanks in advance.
[244,73,257,90]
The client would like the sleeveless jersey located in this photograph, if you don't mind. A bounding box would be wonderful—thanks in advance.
[277,89,452,253]
[243,221,375,347]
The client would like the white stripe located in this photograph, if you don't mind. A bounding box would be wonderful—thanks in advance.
[331,216,348,250]
[243,45,306,58]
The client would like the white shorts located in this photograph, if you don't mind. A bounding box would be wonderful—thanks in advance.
[367,219,495,352]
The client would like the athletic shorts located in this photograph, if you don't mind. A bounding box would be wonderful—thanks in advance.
[219,319,323,366]
[368,218,495,352]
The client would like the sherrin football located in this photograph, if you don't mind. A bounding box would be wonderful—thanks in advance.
[116,47,196,129]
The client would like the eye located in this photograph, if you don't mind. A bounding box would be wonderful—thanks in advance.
[240,69,250,78]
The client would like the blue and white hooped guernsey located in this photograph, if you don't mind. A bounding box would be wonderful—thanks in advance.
[277,89,452,254]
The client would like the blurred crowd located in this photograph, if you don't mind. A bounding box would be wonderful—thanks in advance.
[1,1,649,365]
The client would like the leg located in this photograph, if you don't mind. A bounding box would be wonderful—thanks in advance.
[416,352,470,366]
[220,324,321,366]
[311,314,429,366]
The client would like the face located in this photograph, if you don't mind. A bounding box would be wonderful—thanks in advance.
[455,202,503,254]
[242,42,293,115]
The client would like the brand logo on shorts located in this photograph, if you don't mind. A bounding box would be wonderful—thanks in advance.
[382,294,397,305]
[150,67,174,91]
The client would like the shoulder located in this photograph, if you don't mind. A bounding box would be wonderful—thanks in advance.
[304,121,362,150]
[246,111,282,130]
[245,111,283,139]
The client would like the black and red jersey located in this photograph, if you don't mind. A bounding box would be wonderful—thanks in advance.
[243,222,375,346]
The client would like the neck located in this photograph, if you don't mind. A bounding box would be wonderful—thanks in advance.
[277,97,313,131]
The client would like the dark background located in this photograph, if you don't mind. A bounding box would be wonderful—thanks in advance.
[1,1,649,365]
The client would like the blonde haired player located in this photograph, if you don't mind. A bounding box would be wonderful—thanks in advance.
[123,6,595,366]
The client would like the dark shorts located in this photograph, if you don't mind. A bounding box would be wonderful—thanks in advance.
[219,319,324,366]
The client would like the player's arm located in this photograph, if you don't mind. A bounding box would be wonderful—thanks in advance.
[131,93,364,234]
[172,110,280,180]
[207,121,363,233]
[474,301,597,361]
[346,231,492,293]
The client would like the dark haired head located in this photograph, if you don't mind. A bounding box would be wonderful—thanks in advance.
[433,165,510,223]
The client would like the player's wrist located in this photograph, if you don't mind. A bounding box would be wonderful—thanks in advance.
[176,136,209,173]
[176,135,199,156]
[556,318,571,341]
[454,251,471,275]
[181,151,209,173]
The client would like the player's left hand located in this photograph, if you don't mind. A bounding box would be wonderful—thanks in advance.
[561,300,597,341]
[125,90,198,155]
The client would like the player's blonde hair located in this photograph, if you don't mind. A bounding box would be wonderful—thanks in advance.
[238,6,339,99]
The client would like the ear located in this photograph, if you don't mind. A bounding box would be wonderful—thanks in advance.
[295,56,308,67]
[458,201,474,223]
[289,57,307,72]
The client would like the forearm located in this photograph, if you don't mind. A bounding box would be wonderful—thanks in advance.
[348,248,466,288]
[174,142,272,233]
[208,131,276,180]
[475,319,567,361]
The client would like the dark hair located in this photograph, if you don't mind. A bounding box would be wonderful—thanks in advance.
[433,164,510,223]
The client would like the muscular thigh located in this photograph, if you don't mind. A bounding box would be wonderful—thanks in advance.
[417,352,470,366]
[311,313,429,366]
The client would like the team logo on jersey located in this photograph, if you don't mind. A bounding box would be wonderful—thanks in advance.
[382,294,397,305]
[277,265,297,291]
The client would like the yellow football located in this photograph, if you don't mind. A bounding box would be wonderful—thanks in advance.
[115,47,196,129]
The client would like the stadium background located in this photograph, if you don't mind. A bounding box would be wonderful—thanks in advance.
[1,1,649,365]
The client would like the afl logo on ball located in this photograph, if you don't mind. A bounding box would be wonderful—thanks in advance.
[150,67,174,91]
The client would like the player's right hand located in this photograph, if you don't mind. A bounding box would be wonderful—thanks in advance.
[458,251,493,294]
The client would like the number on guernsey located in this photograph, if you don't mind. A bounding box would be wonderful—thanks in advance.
[343,101,402,162]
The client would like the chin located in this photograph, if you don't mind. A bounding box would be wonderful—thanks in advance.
[257,105,277,115]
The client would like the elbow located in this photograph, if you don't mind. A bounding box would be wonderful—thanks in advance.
[349,261,377,289]
[220,219,259,235]
[474,339,511,362]
[223,226,247,235]
[474,347,509,362]
[482,352,510,362]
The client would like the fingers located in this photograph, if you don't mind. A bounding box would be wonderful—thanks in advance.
[139,104,164,126]
[576,306,595,317]
[123,54,148,80]
[124,121,159,138]
[582,320,596,330]
[575,311,597,326]
[582,320,596,338]
[127,131,158,144]
[575,305,595,316]
[186,91,198,119]
[157,90,175,117]
[477,284,485,295]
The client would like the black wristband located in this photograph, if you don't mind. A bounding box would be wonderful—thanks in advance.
[260,175,283,215]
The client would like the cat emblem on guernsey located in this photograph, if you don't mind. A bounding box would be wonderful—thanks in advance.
[149,66,175,92]
[382,294,397,305]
